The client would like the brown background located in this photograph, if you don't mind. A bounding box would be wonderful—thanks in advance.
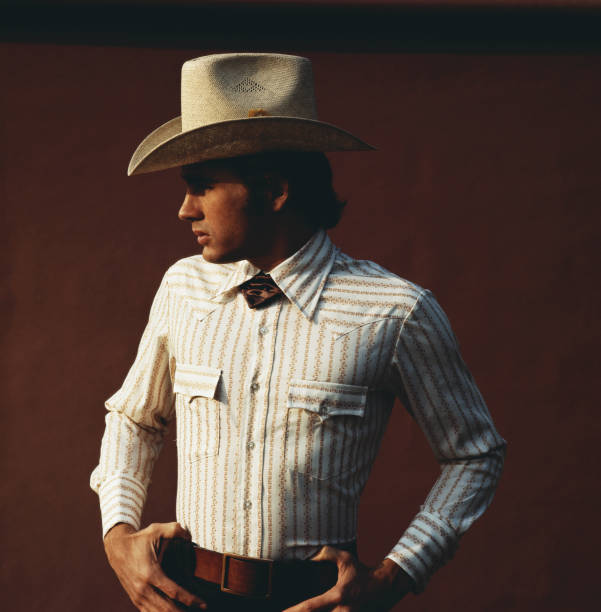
[2,2,600,610]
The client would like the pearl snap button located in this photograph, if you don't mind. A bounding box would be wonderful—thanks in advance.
[259,326,269,335]
[251,382,259,392]
[247,440,255,450]
[243,500,252,510]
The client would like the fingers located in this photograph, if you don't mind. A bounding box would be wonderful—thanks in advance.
[124,565,207,611]
[311,546,356,578]
[282,587,340,612]
[148,521,191,541]
[289,547,365,612]
[137,584,187,612]
[153,569,207,609]
[284,546,354,612]
[147,522,191,564]
[106,521,203,611]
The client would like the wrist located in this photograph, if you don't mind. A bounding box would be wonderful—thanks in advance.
[372,558,416,597]
[103,522,136,546]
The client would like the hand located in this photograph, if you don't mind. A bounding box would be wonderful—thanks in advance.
[103,521,206,611]
[282,546,415,612]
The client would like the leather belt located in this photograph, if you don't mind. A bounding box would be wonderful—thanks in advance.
[194,547,273,598]
[191,545,339,600]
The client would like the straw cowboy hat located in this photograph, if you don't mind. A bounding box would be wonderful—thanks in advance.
[127,52,374,176]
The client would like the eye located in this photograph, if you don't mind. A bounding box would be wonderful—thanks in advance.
[187,180,214,195]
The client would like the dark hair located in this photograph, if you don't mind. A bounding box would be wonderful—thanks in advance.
[228,151,347,229]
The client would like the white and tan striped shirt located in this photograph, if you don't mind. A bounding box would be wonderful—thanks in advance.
[90,229,506,591]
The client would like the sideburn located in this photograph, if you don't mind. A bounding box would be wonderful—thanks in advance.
[244,180,280,218]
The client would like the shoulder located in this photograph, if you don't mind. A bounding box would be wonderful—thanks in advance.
[162,255,236,300]
[324,250,427,319]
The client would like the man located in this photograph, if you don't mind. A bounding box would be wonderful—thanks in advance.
[91,53,506,611]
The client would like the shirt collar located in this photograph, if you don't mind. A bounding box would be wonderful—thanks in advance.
[210,229,338,320]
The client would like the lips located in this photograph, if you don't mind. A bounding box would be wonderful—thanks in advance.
[193,230,210,246]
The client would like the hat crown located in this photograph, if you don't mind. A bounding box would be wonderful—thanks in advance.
[127,52,374,176]
[181,53,318,131]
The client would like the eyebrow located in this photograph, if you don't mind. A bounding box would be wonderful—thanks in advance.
[181,170,209,182]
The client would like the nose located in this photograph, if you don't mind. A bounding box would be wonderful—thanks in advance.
[178,191,203,221]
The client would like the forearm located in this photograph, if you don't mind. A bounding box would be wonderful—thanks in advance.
[91,411,166,536]
[423,444,506,534]
[387,443,506,591]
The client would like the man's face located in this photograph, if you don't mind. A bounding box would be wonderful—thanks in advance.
[178,160,265,264]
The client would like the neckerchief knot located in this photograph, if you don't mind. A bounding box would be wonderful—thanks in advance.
[239,271,283,309]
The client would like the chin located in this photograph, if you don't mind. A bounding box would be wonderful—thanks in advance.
[201,248,242,265]
[200,248,220,263]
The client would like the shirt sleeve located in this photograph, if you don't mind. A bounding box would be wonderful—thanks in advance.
[385,289,506,592]
[90,272,175,537]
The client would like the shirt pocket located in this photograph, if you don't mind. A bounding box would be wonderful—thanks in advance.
[285,379,368,480]
[173,362,222,461]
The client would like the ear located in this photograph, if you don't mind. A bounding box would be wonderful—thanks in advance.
[271,177,289,213]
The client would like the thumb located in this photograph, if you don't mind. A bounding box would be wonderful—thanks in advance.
[153,522,191,564]
[161,521,192,541]
[309,545,339,564]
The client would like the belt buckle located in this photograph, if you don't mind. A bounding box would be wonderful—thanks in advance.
[221,552,274,599]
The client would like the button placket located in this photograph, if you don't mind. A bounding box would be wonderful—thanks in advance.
[244,299,282,557]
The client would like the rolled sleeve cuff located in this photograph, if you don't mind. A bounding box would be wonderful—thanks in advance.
[386,511,459,593]
[96,474,147,538]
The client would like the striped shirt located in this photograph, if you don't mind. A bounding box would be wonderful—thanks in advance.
[90,229,506,591]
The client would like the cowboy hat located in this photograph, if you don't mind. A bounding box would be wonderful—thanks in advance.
[127,53,375,176]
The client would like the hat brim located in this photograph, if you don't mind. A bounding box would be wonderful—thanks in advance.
[127,116,375,176]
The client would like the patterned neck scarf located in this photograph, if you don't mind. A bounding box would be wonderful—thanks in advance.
[239,271,283,309]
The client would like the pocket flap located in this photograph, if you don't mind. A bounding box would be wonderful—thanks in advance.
[173,362,222,400]
[287,379,367,418]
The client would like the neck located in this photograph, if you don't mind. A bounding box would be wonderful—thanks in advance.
[247,222,316,272]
